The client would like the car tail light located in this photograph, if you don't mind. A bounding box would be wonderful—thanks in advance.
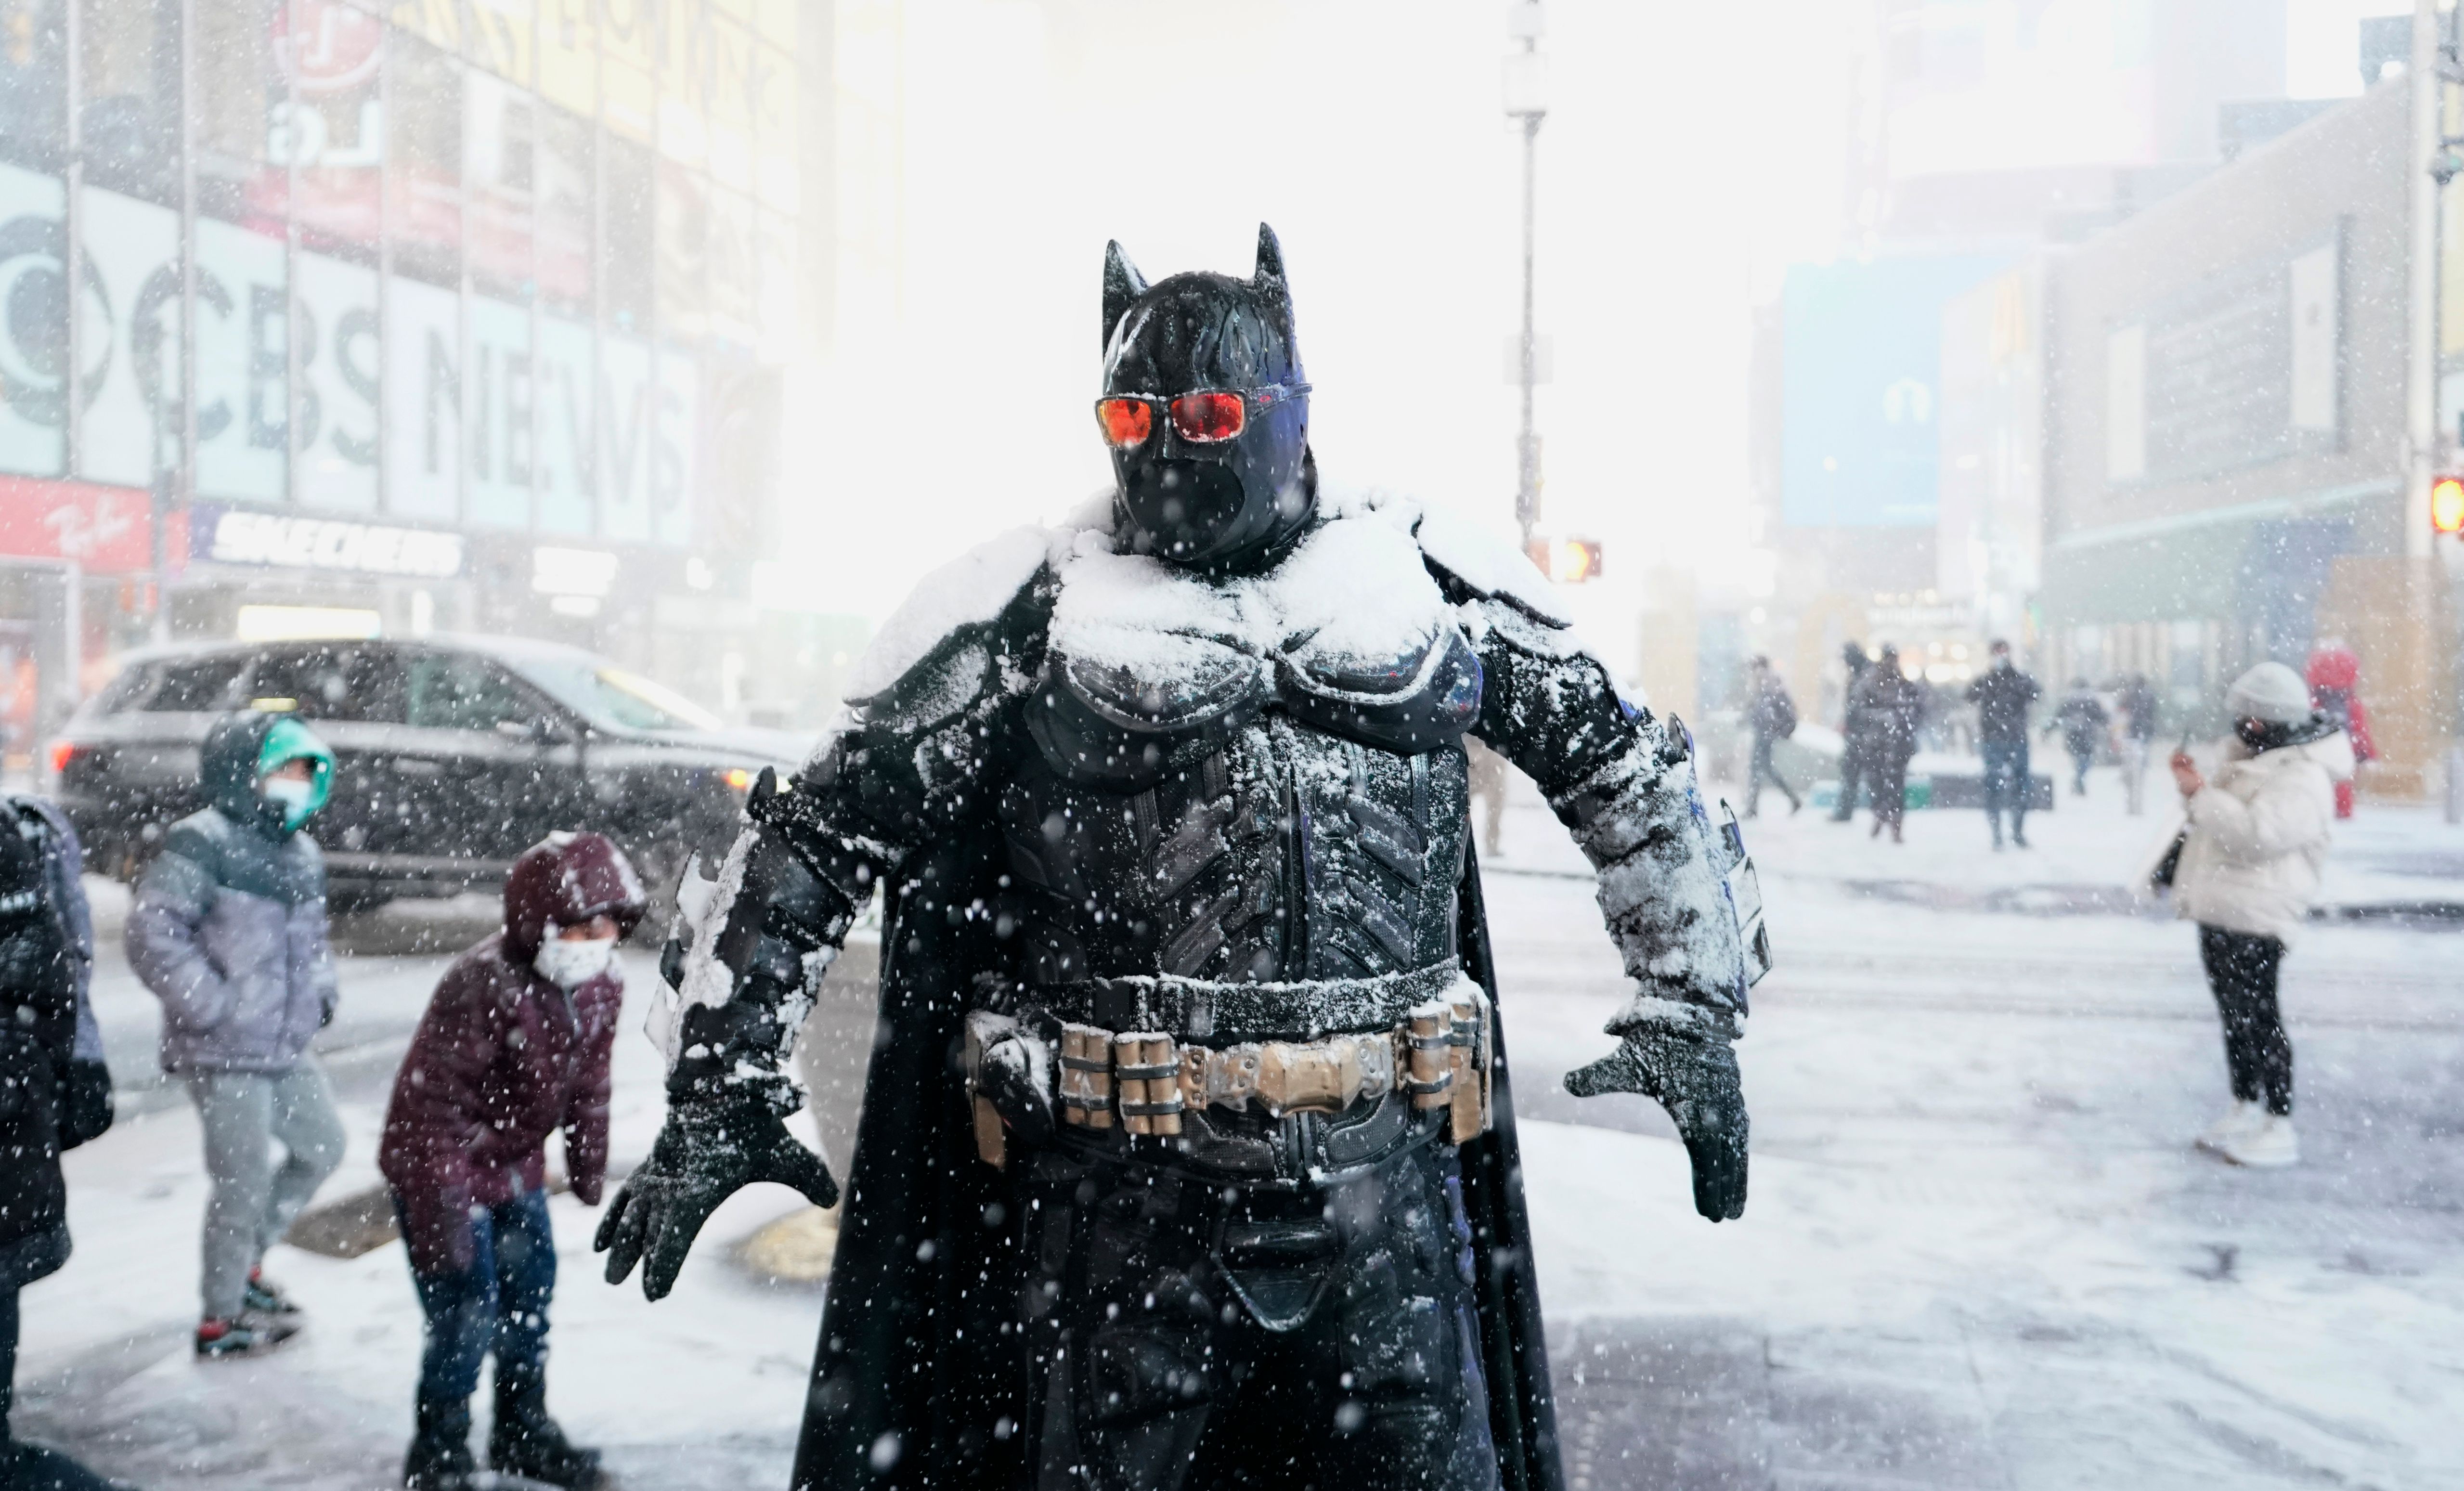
[724,767,754,792]
[46,741,76,776]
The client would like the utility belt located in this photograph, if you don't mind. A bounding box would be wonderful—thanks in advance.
[963,964,1493,1170]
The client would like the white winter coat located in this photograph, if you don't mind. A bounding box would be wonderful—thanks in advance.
[2171,730,2356,943]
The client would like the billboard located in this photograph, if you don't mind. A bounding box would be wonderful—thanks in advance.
[2104,235,2343,487]
[1779,254,2006,529]
[0,161,699,545]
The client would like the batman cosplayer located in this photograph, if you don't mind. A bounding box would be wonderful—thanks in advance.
[597,226,1770,1491]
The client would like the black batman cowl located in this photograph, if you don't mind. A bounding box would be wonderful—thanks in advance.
[1100,224,1315,572]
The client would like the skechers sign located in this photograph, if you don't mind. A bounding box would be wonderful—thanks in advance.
[0,160,693,547]
[192,506,466,579]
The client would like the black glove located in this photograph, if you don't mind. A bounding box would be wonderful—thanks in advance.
[594,1080,838,1300]
[59,1058,112,1150]
[978,1033,1054,1146]
[1565,1019,1748,1222]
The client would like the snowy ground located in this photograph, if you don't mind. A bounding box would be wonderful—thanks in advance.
[14,763,2464,1489]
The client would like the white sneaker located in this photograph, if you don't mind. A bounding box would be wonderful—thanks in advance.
[2217,1115,2299,1169]
[2194,1100,2268,1153]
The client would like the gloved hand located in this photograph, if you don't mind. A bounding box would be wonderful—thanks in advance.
[595,1083,838,1299]
[1565,1018,1748,1222]
[59,1057,113,1150]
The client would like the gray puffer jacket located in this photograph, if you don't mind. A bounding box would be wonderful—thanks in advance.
[127,714,337,1075]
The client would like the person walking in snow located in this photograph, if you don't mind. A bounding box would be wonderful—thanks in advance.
[2168,662,2353,1169]
[2116,673,2160,817]
[1852,644,1926,842]
[1743,655,1801,817]
[128,711,343,1359]
[1965,638,2040,850]
[2046,678,2109,796]
[381,833,643,1491]
[1829,640,1874,822]
[0,794,116,1490]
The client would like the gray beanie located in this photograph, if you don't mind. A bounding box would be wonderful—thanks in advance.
[2224,661,2312,725]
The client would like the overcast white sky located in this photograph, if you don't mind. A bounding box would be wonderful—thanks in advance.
[778,1,2403,652]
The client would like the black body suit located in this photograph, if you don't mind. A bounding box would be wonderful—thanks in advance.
[597,227,1766,1491]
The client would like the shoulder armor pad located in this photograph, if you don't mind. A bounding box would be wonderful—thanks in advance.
[843,525,1060,706]
[1409,499,1572,626]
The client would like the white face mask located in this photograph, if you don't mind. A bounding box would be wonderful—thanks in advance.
[534,934,618,990]
[260,778,315,830]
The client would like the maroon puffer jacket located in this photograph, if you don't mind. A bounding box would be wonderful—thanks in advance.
[379,832,646,1273]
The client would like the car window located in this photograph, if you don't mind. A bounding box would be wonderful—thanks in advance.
[90,665,160,715]
[406,654,548,733]
[137,656,249,713]
[518,658,724,732]
[246,647,409,723]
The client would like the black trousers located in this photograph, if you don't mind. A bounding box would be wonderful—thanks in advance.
[0,1231,115,1489]
[1022,1137,1500,1491]
[1746,734,1799,816]
[1866,750,1911,829]
[1830,741,1866,819]
[2198,925,2293,1116]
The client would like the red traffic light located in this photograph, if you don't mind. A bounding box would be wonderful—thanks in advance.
[1553,538,1604,583]
[2435,476,2464,534]
[1523,536,1604,583]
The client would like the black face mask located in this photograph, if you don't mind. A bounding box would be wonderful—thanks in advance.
[2236,713,2332,753]
[1098,225,1314,571]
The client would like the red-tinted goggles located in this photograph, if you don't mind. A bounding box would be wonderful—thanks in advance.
[1093,382,1311,448]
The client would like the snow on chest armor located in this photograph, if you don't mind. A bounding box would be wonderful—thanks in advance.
[999,506,1482,990]
[1028,506,1483,788]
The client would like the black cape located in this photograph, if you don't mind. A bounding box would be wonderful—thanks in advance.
[790,837,1564,1491]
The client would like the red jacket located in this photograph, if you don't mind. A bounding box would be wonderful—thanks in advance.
[379,833,644,1273]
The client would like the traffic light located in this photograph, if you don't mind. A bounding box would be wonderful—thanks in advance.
[2435,475,2464,535]
[1523,535,1602,582]
[1552,537,1603,583]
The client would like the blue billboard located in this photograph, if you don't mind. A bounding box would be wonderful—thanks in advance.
[1780,254,2007,529]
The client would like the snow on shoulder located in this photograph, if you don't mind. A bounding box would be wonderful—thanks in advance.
[843,525,1054,702]
[1409,496,1571,625]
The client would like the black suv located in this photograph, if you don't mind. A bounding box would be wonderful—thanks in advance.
[51,635,808,912]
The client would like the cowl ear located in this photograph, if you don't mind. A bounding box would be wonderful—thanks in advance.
[1103,240,1148,350]
[1253,223,1287,290]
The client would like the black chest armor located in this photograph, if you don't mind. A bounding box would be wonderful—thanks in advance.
[1000,714,1471,989]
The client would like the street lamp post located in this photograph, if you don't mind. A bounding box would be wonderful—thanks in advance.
[1504,2,1547,553]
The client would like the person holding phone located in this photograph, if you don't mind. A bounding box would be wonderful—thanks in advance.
[2166,662,2353,1168]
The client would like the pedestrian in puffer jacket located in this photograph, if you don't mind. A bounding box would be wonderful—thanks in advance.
[2168,661,2355,1172]
[0,795,116,1491]
[127,710,342,1359]
[381,832,644,1491]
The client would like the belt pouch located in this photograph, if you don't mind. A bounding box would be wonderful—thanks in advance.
[1404,1002,1455,1112]
[1059,1023,1114,1130]
[962,1011,1015,1167]
[1446,994,1490,1143]
[1114,1032,1183,1137]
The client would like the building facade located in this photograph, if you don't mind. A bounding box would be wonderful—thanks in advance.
[0,0,809,759]
[2036,77,2456,791]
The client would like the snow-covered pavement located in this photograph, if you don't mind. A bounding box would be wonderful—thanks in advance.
[16,764,2464,1489]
